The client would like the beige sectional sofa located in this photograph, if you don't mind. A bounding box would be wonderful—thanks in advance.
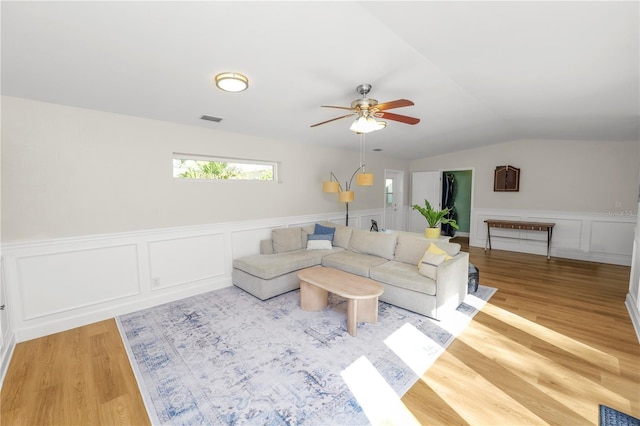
[232,222,469,320]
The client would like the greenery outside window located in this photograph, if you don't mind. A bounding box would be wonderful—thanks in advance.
[173,154,277,181]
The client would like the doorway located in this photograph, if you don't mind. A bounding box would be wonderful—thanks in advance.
[383,170,404,231]
[410,169,473,237]
[441,169,473,237]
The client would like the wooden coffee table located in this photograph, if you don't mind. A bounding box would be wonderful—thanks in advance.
[297,267,384,337]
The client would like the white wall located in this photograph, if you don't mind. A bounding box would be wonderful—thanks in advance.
[1,96,409,243]
[411,138,639,264]
[412,138,639,214]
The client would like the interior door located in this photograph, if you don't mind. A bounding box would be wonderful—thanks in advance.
[383,170,404,231]
[410,171,441,233]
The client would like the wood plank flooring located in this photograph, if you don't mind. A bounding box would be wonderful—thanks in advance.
[402,242,640,425]
[1,318,150,425]
[2,240,639,425]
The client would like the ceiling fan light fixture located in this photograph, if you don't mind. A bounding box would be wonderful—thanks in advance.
[215,72,249,92]
[350,116,386,133]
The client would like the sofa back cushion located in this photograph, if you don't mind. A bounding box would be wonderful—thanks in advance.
[394,234,431,265]
[434,241,462,257]
[316,221,353,249]
[272,227,304,253]
[349,229,397,260]
[333,227,353,249]
[394,233,462,265]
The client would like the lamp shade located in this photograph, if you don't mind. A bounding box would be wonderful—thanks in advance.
[338,191,354,203]
[323,180,340,193]
[356,173,374,186]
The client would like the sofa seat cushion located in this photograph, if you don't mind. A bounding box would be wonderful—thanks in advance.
[321,251,388,277]
[370,261,437,296]
[234,247,344,279]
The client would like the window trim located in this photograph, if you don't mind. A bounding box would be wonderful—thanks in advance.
[172,153,279,182]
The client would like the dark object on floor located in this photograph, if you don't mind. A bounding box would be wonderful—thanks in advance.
[468,263,479,294]
[370,219,378,232]
[599,405,640,426]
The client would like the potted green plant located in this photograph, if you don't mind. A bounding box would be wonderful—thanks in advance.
[411,199,459,239]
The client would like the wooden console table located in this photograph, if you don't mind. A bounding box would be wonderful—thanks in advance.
[484,220,555,259]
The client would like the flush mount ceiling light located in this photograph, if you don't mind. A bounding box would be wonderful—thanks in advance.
[215,72,249,92]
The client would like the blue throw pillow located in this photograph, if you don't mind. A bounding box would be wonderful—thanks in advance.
[314,223,336,237]
[308,233,333,241]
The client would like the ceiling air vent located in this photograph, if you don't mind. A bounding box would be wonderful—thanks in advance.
[201,115,223,122]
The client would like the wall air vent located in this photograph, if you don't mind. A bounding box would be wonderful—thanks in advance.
[201,115,223,122]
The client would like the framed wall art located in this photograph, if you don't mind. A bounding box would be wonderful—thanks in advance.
[494,165,520,192]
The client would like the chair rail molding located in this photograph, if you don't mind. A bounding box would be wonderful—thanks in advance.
[0,208,384,344]
[470,208,635,266]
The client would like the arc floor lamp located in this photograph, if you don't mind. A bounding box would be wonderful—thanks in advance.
[322,133,374,226]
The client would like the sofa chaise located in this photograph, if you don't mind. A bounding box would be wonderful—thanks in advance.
[232,222,469,320]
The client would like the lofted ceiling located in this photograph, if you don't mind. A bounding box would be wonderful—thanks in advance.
[2,1,638,160]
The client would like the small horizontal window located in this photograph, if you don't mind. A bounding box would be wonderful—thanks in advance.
[173,154,277,181]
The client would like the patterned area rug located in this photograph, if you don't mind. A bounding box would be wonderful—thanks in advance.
[600,405,640,426]
[117,285,496,425]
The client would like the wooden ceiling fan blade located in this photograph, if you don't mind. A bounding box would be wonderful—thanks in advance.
[376,111,420,125]
[310,113,356,127]
[374,99,414,111]
[321,105,354,111]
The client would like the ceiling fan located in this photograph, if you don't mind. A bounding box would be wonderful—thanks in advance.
[310,83,420,132]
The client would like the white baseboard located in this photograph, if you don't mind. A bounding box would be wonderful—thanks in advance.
[15,279,231,342]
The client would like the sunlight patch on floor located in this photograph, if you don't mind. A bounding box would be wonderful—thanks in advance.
[384,322,444,376]
[480,302,620,373]
[464,292,493,311]
[419,350,549,425]
[436,292,492,336]
[341,356,420,426]
[456,306,629,420]
[435,309,473,336]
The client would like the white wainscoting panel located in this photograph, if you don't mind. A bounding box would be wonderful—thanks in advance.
[590,221,635,255]
[149,234,226,290]
[359,212,384,231]
[231,227,276,259]
[1,208,383,344]
[17,244,140,320]
[471,209,635,265]
[546,218,583,251]
[4,206,631,349]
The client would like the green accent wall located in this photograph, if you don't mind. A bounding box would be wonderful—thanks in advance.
[444,170,472,233]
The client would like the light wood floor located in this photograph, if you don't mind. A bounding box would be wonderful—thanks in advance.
[2,241,639,425]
